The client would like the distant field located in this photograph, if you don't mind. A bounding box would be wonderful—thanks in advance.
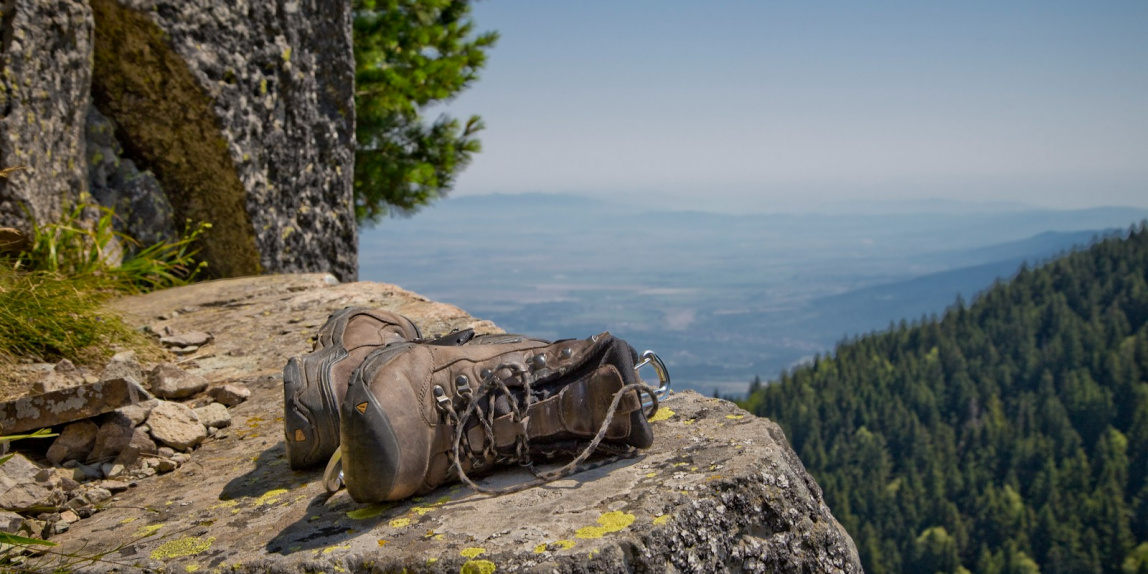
[361,193,1147,396]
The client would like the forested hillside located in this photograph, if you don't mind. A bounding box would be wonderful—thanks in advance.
[745,223,1148,574]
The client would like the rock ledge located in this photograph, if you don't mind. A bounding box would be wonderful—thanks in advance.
[40,275,860,573]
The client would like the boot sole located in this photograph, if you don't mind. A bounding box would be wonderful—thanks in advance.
[284,307,422,470]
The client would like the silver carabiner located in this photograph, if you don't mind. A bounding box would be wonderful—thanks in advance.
[634,350,671,408]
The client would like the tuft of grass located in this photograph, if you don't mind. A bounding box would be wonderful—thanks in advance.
[15,202,211,295]
[0,267,151,364]
[0,171,209,366]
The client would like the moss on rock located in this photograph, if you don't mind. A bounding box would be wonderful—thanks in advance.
[89,0,260,279]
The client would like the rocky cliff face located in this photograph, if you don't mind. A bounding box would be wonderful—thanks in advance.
[28,274,864,573]
[0,0,94,230]
[0,0,357,280]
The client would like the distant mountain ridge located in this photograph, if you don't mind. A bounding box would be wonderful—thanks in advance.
[362,192,1148,394]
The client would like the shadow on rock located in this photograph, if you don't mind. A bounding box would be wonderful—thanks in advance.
[220,441,317,501]
[265,491,408,554]
[264,454,644,554]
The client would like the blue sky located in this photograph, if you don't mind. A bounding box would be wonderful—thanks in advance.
[438,1,1148,212]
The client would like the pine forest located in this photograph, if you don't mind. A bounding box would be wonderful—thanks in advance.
[745,222,1148,574]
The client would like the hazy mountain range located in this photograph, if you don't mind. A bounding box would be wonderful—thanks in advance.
[360,193,1148,395]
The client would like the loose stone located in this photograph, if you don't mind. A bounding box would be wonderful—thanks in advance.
[100,351,144,386]
[148,363,209,399]
[46,421,99,465]
[147,401,207,450]
[207,383,250,406]
[194,402,232,429]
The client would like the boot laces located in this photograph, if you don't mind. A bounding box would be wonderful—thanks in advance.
[439,362,659,496]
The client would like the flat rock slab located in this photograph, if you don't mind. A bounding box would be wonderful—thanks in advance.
[0,378,152,435]
[49,274,860,573]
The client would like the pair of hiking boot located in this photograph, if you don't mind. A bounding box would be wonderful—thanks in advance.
[283,307,670,503]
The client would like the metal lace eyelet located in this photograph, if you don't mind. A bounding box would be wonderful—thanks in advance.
[432,385,451,412]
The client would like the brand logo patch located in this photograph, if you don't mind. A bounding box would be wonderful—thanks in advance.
[356,402,369,414]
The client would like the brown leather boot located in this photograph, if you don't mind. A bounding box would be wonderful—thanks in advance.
[338,332,666,503]
[283,307,422,469]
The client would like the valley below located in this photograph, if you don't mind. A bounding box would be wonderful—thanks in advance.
[361,193,1148,396]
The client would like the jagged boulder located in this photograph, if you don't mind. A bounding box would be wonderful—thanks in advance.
[0,0,357,280]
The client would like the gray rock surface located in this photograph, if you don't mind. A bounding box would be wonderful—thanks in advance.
[0,377,152,435]
[193,402,231,430]
[0,0,93,232]
[115,398,160,427]
[148,363,209,399]
[146,401,206,451]
[159,331,213,349]
[0,509,25,533]
[47,421,100,465]
[87,413,135,464]
[89,0,357,280]
[2,0,356,281]
[32,359,87,394]
[45,275,861,573]
[208,383,251,407]
[0,453,52,510]
[85,104,177,246]
[99,350,145,387]
[113,428,158,468]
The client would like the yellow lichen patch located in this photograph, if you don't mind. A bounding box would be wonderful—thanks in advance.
[648,408,675,423]
[210,500,239,510]
[645,472,657,478]
[133,523,164,537]
[433,495,452,505]
[460,560,496,574]
[575,511,636,539]
[705,474,723,482]
[150,536,216,560]
[185,565,199,572]
[377,539,389,547]
[725,414,745,420]
[410,506,434,516]
[460,547,486,558]
[321,543,351,555]
[672,462,688,467]
[588,549,599,558]
[347,503,391,520]
[533,543,547,554]
[389,517,411,528]
[119,517,137,524]
[683,418,696,425]
[653,515,671,526]
[555,540,576,550]
[255,489,289,506]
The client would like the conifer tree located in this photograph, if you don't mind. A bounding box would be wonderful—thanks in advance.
[353,0,498,223]
[745,223,1148,573]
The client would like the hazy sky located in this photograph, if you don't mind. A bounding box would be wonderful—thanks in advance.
[435,1,1148,212]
